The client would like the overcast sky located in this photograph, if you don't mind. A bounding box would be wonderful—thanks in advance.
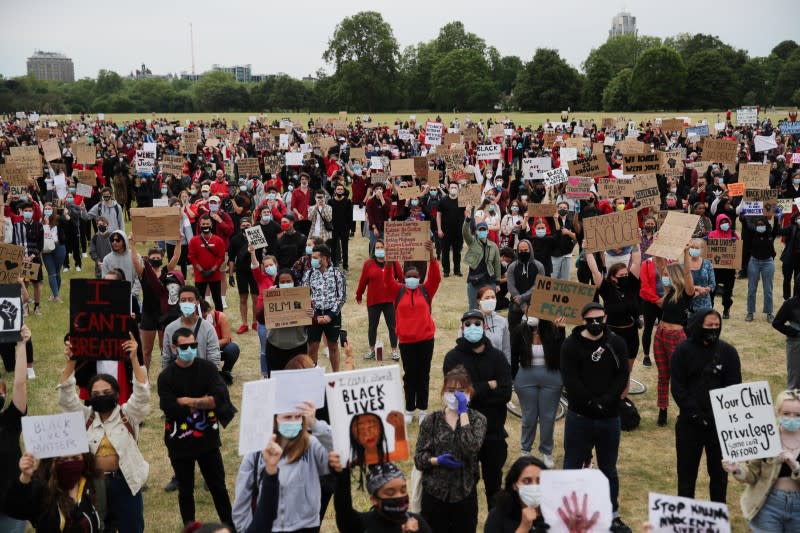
[2,0,798,80]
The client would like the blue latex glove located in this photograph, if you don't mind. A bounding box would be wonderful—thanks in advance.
[436,453,463,469]
[455,391,469,415]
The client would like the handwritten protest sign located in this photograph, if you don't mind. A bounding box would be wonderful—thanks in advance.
[633,174,660,209]
[648,493,730,533]
[1,165,28,186]
[743,189,777,203]
[75,169,97,186]
[705,239,742,270]
[326,365,408,465]
[565,177,594,199]
[413,157,429,177]
[263,287,312,329]
[349,147,365,162]
[425,122,443,145]
[390,158,415,177]
[396,185,421,202]
[384,221,429,261]
[285,152,303,166]
[646,212,701,259]
[540,470,612,533]
[622,153,661,175]
[726,182,745,197]
[457,184,482,207]
[462,128,478,142]
[76,183,93,198]
[660,118,685,133]
[522,157,551,180]
[476,144,501,160]
[0,243,25,284]
[543,167,569,186]
[527,203,557,218]
[237,158,260,176]
[443,132,461,146]
[20,259,40,282]
[22,412,89,459]
[238,379,276,455]
[131,207,180,241]
[660,148,685,179]
[530,276,596,325]
[736,107,758,126]
[0,284,23,343]
[739,163,770,190]
[75,143,96,165]
[701,138,737,167]
[740,201,764,216]
[710,381,781,461]
[568,155,606,178]
[69,279,132,359]
[244,226,268,250]
[42,138,61,162]
[271,367,326,414]
[583,209,640,253]
[617,138,647,154]
[160,155,185,177]
[597,178,636,198]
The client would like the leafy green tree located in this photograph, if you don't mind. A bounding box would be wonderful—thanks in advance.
[585,35,661,76]
[433,21,486,55]
[775,50,800,105]
[193,71,240,112]
[488,49,523,96]
[770,40,799,61]
[602,68,632,111]
[629,47,687,110]
[514,49,583,112]
[581,55,613,110]
[96,70,123,94]
[740,57,770,105]
[685,50,738,109]
[322,11,399,111]
[429,49,497,110]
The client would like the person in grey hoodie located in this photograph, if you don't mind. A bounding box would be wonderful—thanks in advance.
[101,230,143,296]
[85,187,125,233]
[505,239,545,328]
[89,216,113,278]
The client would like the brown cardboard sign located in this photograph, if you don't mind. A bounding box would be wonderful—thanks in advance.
[457,184,483,207]
[0,243,25,284]
[463,128,478,143]
[413,157,429,177]
[371,172,388,185]
[263,287,312,329]
[74,143,96,165]
[2,165,29,186]
[396,185,421,202]
[633,174,660,209]
[705,239,742,270]
[390,159,415,177]
[743,189,778,203]
[583,209,640,252]
[660,119,685,133]
[527,203,557,218]
[131,207,181,241]
[568,155,607,178]
[701,138,737,167]
[597,178,637,198]
[617,138,648,154]
[20,259,40,281]
[646,212,701,259]
[75,170,97,186]
[622,153,661,175]
[739,163,770,190]
[349,147,365,162]
[565,177,594,198]
[530,276,597,325]
[384,221,429,261]
[660,148,685,179]
[444,132,462,146]
[237,158,260,176]
[42,138,61,162]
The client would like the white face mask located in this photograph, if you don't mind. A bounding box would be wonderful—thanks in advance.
[526,316,539,328]
[443,392,469,410]
[518,484,542,508]
[479,299,496,313]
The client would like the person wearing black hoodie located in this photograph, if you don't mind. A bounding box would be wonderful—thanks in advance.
[772,273,800,388]
[560,302,631,533]
[671,308,742,503]
[443,310,512,509]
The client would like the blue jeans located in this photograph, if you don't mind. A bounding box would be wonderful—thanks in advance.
[0,514,26,533]
[42,243,66,297]
[563,410,621,512]
[221,342,240,373]
[515,366,562,455]
[105,473,144,533]
[257,323,268,375]
[551,255,572,280]
[747,257,775,314]
[750,488,800,533]
[467,281,496,311]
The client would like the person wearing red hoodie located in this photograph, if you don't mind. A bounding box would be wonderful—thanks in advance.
[383,241,441,425]
[188,215,226,310]
[355,239,404,361]
[706,213,739,319]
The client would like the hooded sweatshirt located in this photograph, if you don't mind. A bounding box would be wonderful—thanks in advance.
[101,230,143,295]
[560,325,629,418]
[86,198,124,233]
[671,309,742,422]
[506,239,545,309]
[707,214,738,240]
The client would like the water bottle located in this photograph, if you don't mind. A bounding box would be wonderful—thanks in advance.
[376,340,384,361]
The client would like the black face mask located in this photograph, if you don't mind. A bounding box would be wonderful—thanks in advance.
[558,209,569,217]
[201,227,211,233]
[376,495,409,524]
[518,251,531,262]
[702,327,721,345]
[88,394,117,413]
[585,319,604,336]
[149,258,163,268]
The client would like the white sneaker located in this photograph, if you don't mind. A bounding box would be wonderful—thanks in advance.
[542,454,555,468]
[418,411,427,424]
[404,411,415,425]
[520,450,531,457]
[222,296,228,309]
[75,266,81,272]
[82,252,88,258]
[27,368,36,380]
[62,267,69,272]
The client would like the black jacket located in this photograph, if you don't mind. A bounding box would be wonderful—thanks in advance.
[274,229,307,270]
[560,326,629,418]
[328,195,353,233]
[671,309,742,421]
[773,296,800,337]
[443,337,512,440]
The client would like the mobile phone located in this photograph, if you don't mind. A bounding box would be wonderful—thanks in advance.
[339,329,348,347]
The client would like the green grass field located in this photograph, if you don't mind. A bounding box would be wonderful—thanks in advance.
[15,225,788,532]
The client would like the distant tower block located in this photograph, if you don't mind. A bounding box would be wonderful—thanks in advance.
[609,11,637,38]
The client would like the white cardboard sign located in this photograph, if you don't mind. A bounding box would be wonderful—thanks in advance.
[476,144,501,161]
[648,493,730,533]
[22,412,89,459]
[238,379,277,455]
[271,367,326,414]
[710,380,781,462]
[540,469,612,533]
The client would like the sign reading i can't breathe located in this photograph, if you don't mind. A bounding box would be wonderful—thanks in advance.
[69,279,133,360]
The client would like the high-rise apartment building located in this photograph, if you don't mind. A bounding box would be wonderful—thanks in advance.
[27,51,75,82]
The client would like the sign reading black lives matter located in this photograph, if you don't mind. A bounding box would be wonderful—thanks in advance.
[69,279,133,360]
[0,284,23,343]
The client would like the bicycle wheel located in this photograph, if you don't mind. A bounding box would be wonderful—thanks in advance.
[507,388,522,418]
[628,378,647,395]
[555,398,567,421]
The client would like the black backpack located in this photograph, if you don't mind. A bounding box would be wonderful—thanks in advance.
[394,285,430,308]
[619,397,641,431]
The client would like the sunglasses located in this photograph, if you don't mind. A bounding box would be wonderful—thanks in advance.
[786,389,800,400]
[463,320,483,327]
[177,342,198,350]
[110,237,123,242]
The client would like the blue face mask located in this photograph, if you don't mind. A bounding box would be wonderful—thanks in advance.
[22,211,33,220]
[781,417,800,432]
[535,229,546,238]
[161,187,168,194]
[268,193,276,201]
[661,276,672,287]
[688,248,701,257]
[179,302,196,317]
[429,190,438,197]
[305,246,313,255]
[410,199,419,206]
[261,214,272,223]
[794,179,800,186]
[311,258,321,269]
[756,225,766,234]
[265,265,277,277]
[720,223,730,232]
[352,164,362,174]
[19,195,28,202]
[477,230,488,240]
[463,325,484,343]
[278,282,294,289]
[375,249,386,259]
[278,421,303,439]
[209,203,219,213]
[177,346,197,363]
[405,277,419,290]
[495,184,503,191]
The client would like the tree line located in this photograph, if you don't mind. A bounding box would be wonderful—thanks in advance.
[2,12,799,114]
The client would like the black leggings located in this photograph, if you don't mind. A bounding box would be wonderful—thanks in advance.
[0,339,34,372]
[399,339,434,411]
[641,301,662,357]
[711,268,735,311]
[197,281,222,310]
[367,302,397,347]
